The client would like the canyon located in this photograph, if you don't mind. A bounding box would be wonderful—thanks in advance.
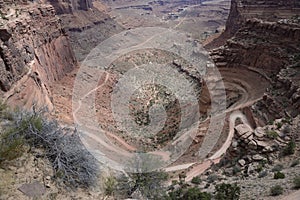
[0,0,300,199]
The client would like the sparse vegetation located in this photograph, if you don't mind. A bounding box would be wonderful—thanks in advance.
[270,185,283,196]
[166,178,211,200]
[215,183,240,200]
[274,171,285,179]
[0,104,99,189]
[283,140,296,156]
[104,176,116,197]
[275,122,282,129]
[116,171,168,199]
[0,127,26,166]
[167,186,211,200]
[191,176,201,185]
[266,130,279,139]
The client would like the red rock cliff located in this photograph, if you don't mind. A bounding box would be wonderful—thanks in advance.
[0,1,77,109]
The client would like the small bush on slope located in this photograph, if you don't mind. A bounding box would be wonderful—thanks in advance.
[0,105,99,189]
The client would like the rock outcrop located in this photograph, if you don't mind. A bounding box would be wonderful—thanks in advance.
[210,19,300,74]
[225,0,300,37]
[206,0,300,49]
[0,1,77,109]
[48,0,93,14]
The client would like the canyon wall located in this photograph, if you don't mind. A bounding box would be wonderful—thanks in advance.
[225,0,300,36]
[210,0,300,73]
[206,0,300,48]
[50,0,124,61]
[209,0,300,123]
[47,0,93,14]
[0,1,77,109]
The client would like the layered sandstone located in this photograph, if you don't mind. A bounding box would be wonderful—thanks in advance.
[207,0,300,125]
[0,1,76,109]
[225,0,300,36]
[50,0,124,61]
[206,0,300,48]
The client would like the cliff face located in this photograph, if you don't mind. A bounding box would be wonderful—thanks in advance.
[206,0,300,48]
[209,0,300,123]
[0,1,77,109]
[50,0,124,61]
[211,20,300,73]
[225,0,300,36]
[48,0,93,14]
[210,0,300,73]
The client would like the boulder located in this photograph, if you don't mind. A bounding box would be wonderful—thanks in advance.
[235,124,253,139]
[238,159,246,167]
[254,127,265,137]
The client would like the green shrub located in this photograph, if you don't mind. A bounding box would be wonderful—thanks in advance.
[275,122,282,129]
[0,100,13,120]
[0,128,26,165]
[293,176,300,189]
[215,183,240,200]
[104,176,116,196]
[266,130,279,139]
[167,187,211,200]
[191,176,201,185]
[183,187,211,200]
[283,140,296,156]
[256,164,264,173]
[274,172,285,179]
[270,185,283,196]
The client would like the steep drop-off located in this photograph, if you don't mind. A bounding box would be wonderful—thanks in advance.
[0,1,77,109]
[50,0,124,61]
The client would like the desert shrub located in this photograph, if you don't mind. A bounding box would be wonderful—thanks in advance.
[0,107,99,188]
[0,100,13,120]
[215,183,240,200]
[0,127,26,165]
[258,171,268,178]
[104,176,116,196]
[116,171,168,199]
[182,187,211,200]
[0,100,7,113]
[274,172,285,179]
[290,160,300,167]
[283,140,296,156]
[293,176,300,189]
[272,164,284,172]
[255,164,263,173]
[281,118,292,124]
[266,130,279,139]
[275,122,282,129]
[166,186,211,200]
[270,185,283,196]
[191,176,201,185]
